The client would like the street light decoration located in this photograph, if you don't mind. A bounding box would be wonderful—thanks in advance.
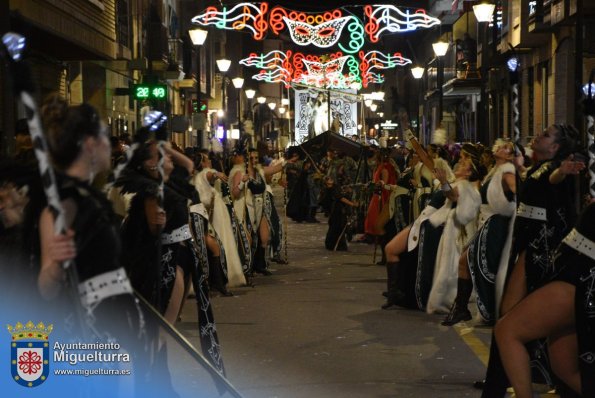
[432,41,449,57]
[232,77,245,89]
[507,57,519,73]
[257,96,267,104]
[245,89,256,99]
[359,50,411,87]
[472,2,496,23]
[192,3,440,54]
[283,16,351,48]
[216,58,232,73]
[239,49,411,89]
[363,5,440,42]
[411,66,425,79]
[189,28,208,45]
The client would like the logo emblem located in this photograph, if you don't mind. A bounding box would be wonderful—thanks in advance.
[7,321,52,387]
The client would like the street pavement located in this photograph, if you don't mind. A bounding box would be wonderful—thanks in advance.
[177,189,501,398]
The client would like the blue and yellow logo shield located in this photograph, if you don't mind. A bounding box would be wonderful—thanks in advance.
[7,321,52,387]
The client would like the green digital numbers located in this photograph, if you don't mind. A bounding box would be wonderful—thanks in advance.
[152,86,166,99]
[132,84,167,100]
[135,86,150,99]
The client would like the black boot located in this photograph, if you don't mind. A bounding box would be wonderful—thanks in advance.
[253,246,272,276]
[306,207,319,223]
[442,278,473,326]
[382,261,406,309]
[209,256,233,296]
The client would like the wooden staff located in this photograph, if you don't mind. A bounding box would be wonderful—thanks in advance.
[403,129,434,171]
[298,143,324,175]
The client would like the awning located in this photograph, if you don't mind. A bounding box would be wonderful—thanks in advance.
[442,77,482,97]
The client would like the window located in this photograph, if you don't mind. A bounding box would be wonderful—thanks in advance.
[116,0,130,49]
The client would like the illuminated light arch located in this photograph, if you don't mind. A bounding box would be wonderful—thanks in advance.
[239,48,413,89]
[192,3,440,54]
[364,5,440,42]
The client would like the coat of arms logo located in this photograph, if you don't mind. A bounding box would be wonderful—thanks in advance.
[7,321,53,387]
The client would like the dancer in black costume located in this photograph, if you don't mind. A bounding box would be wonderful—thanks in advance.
[324,178,358,251]
[496,202,595,398]
[116,138,226,374]
[37,95,152,393]
[480,124,585,397]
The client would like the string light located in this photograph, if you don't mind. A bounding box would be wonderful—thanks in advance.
[364,5,440,42]
[240,49,411,89]
[193,3,440,53]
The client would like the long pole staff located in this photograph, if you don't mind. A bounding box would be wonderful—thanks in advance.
[333,147,365,251]
[1,33,88,334]
[298,144,324,175]
[281,154,289,263]
[584,70,595,199]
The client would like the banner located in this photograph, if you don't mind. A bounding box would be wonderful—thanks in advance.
[294,89,358,143]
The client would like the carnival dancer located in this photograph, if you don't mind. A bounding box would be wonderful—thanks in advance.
[411,144,454,219]
[380,143,461,310]
[116,138,225,374]
[230,149,292,276]
[116,139,193,320]
[480,124,584,398]
[324,177,358,251]
[426,144,485,314]
[264,159,287,264]
[364,149,398,262]
[496,202,595,398]
[37,94,152,391]
[287,157,315,223]
[374,153,418,271]
[442,140,518,326]
[193,152,246,290]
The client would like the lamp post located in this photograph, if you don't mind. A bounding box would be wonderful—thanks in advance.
[216,58,231,148]
[432,40,449,126]
[411,66,424,138]
[245,88,256,122]
[281,97,290,142]
[232,77,244,139]
[244,89,256,140]
[473,1,495,144]
[189,28,208,147]
[268,102,277,143]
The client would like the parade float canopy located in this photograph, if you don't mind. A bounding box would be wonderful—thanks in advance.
[299,131,363,159]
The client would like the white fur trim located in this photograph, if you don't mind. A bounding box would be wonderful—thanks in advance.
[426,180,481,314]
[407,206,438,252]
[486,163,516,218]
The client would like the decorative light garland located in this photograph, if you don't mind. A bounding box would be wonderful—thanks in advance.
[359,50,411,87]
[192,3,440,53]
[239,49,411,89]
[364,5,440,42]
